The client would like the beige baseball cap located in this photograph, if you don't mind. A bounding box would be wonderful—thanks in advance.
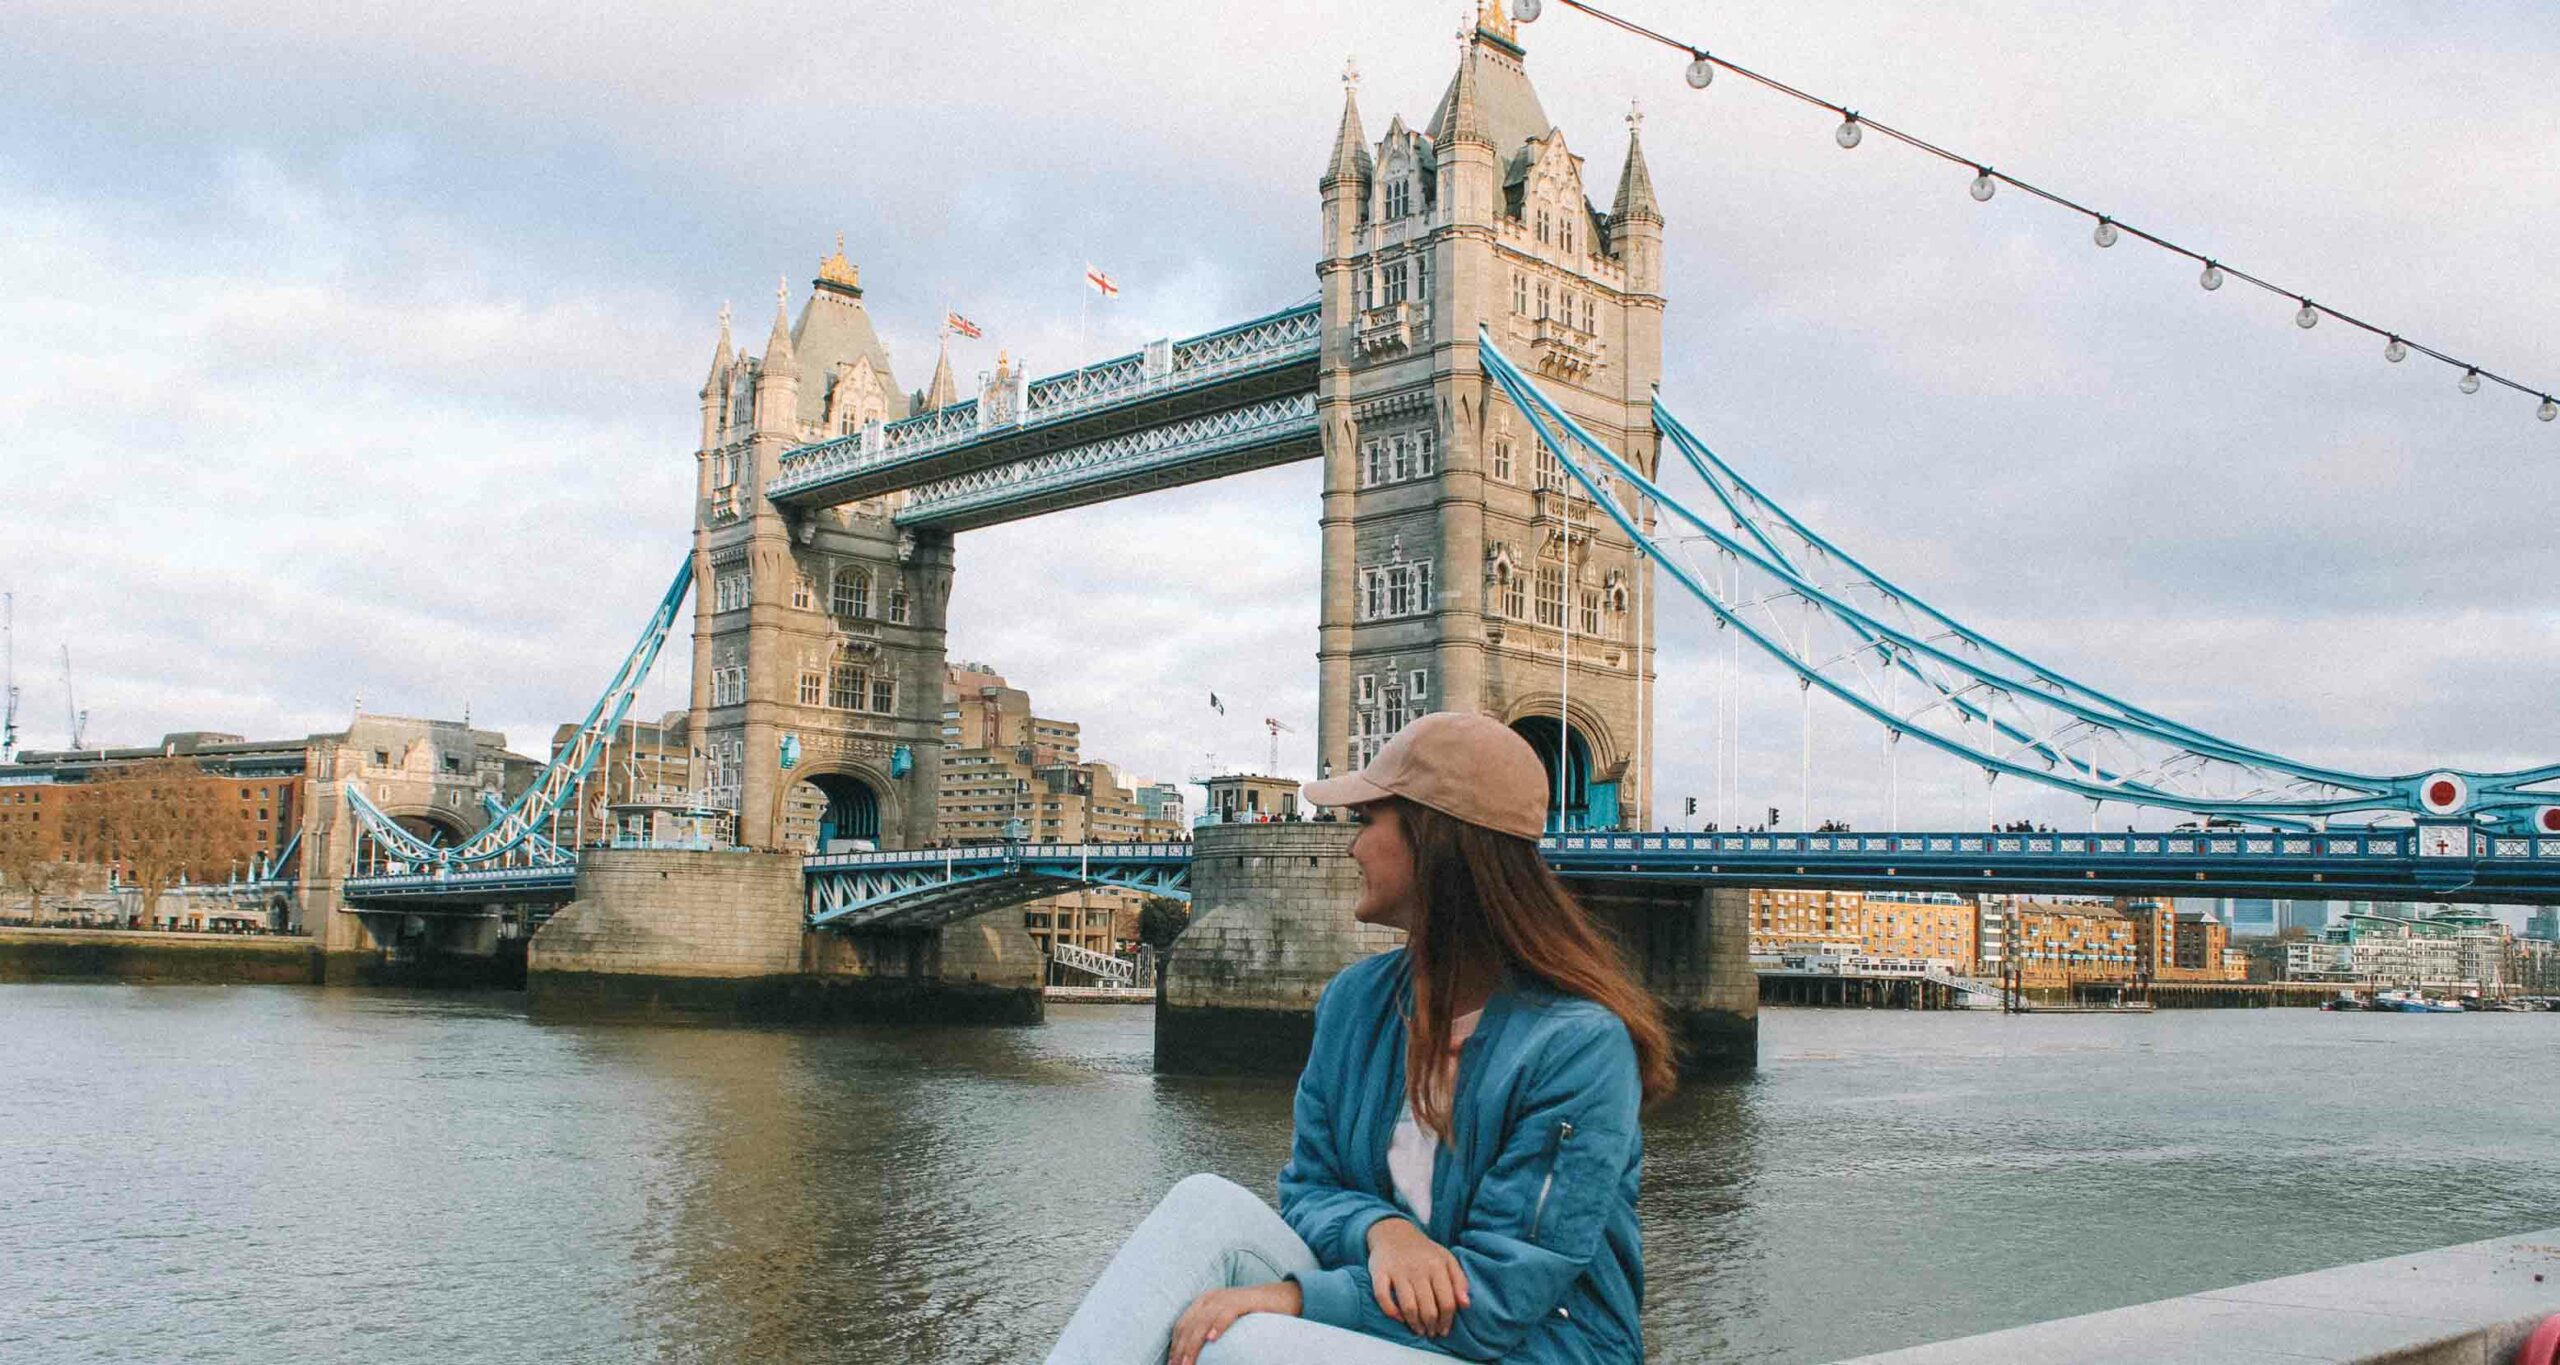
[1303,711,1551,841]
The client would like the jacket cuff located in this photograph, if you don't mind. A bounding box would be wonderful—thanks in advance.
[1338,1204,1402,1267]
[1290,1266,1368,1331]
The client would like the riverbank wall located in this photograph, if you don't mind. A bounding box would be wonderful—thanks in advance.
[526,847,1043,1025]
[1835,1224,2560,1364]
[0,926,323,984]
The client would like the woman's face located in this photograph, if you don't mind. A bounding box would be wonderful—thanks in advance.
[1349,801,1419,929]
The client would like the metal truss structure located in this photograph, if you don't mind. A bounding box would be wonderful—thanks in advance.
[804,843,1192,932]
[1479,328,2560,832]
[896,392,1319,531]
[766,303,1321,508]
[1049,940,1138,985]
[340,560,692,902]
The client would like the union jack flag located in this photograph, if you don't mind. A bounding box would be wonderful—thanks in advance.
[1084,265,1119,299]
[945,311,982,339]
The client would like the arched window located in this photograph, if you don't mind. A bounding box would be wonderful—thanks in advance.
[831,567,870,618]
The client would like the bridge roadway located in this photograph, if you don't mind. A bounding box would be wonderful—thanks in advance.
[763,304,1320,530]
[342,822,2560,921]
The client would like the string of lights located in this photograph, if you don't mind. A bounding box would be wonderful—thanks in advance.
[1511,0,2557,424]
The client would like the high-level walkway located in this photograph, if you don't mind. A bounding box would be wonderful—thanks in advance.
[765,304,1319,529]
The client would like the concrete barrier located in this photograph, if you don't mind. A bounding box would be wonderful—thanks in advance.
[1838,1227,2560,1365]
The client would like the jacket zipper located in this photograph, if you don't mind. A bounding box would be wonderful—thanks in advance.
[1526,1119,1574,1240]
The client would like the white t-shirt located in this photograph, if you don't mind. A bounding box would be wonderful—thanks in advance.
[1386,1007,1483,1227]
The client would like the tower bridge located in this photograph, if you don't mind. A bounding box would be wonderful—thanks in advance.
[314,4,2560,1066]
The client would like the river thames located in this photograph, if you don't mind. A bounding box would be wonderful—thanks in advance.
[2,987,2554,1363]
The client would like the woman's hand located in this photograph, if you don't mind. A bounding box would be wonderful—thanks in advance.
[1168,1279,1301,1365]
[1366,1216,1470,1337]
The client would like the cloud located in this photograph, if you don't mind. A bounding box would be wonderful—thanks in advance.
[1,0,2555,839]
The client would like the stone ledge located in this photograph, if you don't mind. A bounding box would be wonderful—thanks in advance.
[1835,1228,2560,1365]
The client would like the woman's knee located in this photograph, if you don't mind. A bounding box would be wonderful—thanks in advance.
[1195,1312,1298,1364]
[1159,1172,1262,1222]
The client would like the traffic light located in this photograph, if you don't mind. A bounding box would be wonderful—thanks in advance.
[1768,806,1781,829]
[1683,796,1697,816]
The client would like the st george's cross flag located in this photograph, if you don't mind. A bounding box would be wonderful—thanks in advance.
[945,311,983,339]
[1084,264,1120,299]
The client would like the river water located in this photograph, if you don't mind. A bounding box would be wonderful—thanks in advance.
[1,987,2554,1363]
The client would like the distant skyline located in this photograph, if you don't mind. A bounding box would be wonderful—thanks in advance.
[5,0,2556,834]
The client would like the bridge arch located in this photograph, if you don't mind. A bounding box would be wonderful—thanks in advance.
[1505,700,1622,833]
[380,806,473,846]
[773,760,904,854]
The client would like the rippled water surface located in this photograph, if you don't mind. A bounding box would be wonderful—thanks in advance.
[2,987,2555,1363]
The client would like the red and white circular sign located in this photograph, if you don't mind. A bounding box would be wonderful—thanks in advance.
[2417,772,2469,815]
[2538,806,2560,835]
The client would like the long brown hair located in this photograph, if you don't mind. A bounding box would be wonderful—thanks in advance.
[1393,798,1678,1140]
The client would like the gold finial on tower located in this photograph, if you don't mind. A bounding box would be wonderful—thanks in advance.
[1476,0,1516,44]
[816,232,861,290]
[1341,55,1359,91]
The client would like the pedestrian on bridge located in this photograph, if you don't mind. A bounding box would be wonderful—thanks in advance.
[1046,713,1677,1364]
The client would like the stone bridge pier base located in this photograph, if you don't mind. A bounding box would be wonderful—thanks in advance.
[527,848,1043,1024]
[1157,824,1756,1076]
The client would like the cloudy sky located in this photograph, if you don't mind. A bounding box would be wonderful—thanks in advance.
[4,0,2555,842]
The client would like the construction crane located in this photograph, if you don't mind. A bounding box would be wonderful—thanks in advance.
[2,592,17,763]
[1262,717,1295,775]
[60,644,86,752]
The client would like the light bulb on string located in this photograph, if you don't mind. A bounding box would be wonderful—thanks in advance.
[2295,300,2319,330]
[1835,112,1862,149]
[2541,397,2559,423]
[2460,369,2482,395]
[2384,337,2408,364]
[1514,0,1541,19]
[1685,51,1714,89]
[2198,261,2223,291]
[2092,218,2118,248]
[1969,168,1996,202]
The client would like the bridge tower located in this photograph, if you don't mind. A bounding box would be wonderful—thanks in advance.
[1316,3,1663,831]
[689,245,953,854]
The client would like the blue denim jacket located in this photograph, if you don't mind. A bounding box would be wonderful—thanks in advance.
[1279,949,1645,1363]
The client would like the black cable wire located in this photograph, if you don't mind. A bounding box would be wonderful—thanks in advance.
[1535,0,2556,417]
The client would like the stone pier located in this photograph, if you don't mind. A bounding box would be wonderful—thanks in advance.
[1156,824,1757,1076]
[527,847,1043,1023]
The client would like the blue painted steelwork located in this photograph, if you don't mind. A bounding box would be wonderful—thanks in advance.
[894,392,1318,531]
[767,303,1321,506]
[795,829,2560,911]
[805,842,1192,931]
[342,560,693,880]
[341,865,580,908]
[1477,329,2560,828]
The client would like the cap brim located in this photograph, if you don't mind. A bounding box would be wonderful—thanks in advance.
[1302,772,1393,809]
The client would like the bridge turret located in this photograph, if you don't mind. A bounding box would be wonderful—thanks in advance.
[1319,64,1372,259]
[698,305,733,452]
[753,284,799,439]
[1430,33,1500,227]
[1609,106,1664,298]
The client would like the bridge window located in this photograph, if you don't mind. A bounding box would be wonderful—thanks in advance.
[1535,566,1565,627]
[1356,673,1377,706]
[715,569,751,613]
[793,574,814,610]
[870,677,895,713]
[1512,272,1528,316]
[1360,559,1433,620]
[1491,434,1514,483]
[1500,566,1526,619]
[1381,260,1407,306]
[887,586,910,624]
[1580,588,1603,637]
[829,664,866,711]
[799,671,823,706]
[1535,207,1551,244]
[1362,440,1389,488]
[832,568,870,618]
[1535,280,1551,321]
[1385,177,1411,219]
[1535,445,1566,492]
[712,665,746,707]
[1408,669,1429,701]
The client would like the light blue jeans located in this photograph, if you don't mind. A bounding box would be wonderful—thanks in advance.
[1046,1173,1447,1364]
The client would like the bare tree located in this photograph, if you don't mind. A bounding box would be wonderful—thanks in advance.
[0,808,71,923]
[63,758,255,923]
